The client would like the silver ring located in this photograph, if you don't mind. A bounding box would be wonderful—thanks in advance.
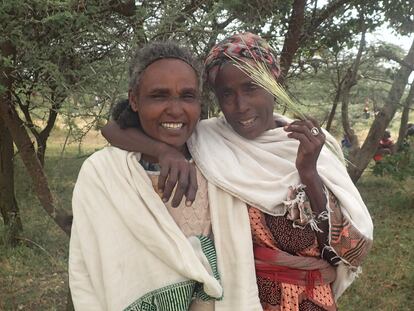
[310,127,320,136]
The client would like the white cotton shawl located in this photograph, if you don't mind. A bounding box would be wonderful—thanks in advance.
[69,147,262,311]
[187,116,374,299]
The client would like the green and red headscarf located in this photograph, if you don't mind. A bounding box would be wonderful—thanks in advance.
[204,32,281,87]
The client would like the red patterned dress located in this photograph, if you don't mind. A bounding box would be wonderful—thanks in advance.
[249,191,372,311]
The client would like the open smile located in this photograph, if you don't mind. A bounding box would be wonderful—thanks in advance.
[160,122,184,130]
[238,117,257,128]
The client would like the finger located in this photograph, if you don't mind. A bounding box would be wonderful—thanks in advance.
[287,120,325,143]
[171,167,189,208]
[304,117,320,128]
[286,124,314,142]
[185,163,198,206]
[287,131,312,145]
[158,164,169,192]
[162,167,178,203]
[288,118,320,132]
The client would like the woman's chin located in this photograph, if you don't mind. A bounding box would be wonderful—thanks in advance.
[160,138,189,151]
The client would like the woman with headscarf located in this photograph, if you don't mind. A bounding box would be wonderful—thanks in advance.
[102,33,373,311]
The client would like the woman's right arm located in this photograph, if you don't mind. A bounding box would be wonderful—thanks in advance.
[69,223,103,311]
[101,121,197,207]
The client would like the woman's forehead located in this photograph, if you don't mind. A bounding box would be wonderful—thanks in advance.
[215,62,252,85]
[138,58,199,91]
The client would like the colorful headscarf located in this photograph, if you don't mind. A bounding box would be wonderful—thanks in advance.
[204,32,281,87]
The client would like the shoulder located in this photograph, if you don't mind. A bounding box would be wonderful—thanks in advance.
[80,147,131,176]
[194,116,229,135]
[198,116,224,127]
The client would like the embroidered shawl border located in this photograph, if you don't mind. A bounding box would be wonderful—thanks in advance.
[124,236,221,311]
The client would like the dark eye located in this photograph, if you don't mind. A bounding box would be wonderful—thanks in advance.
[221,89,233,98]
[245,83,259,92]
[181,92,197,102]
[150,93,168,101]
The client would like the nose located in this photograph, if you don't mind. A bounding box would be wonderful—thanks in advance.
[166,97,184,116]
[235,93,249,113]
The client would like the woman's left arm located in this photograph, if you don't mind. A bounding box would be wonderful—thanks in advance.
[284,119,330,253]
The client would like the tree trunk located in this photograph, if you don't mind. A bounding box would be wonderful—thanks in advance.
[278,0,352,81]
[18,93,62,167]
[341,69,361,150]
[36,137,47,167]
[279,0,305,82]
[1,40,72,235]
[0,115,23,246]
[396,82,414,150]
[36,103,60,166]
[0,102,73,235]
[326,87,342,131]
[341,26,366,155]
[0,40,23,245]
[347,38,414,182]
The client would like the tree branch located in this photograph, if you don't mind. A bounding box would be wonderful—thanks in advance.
[299,0,352,45]
[375,50,414,71]
[279,0,306,82]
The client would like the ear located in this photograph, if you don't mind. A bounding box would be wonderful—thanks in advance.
[128,90,139,112]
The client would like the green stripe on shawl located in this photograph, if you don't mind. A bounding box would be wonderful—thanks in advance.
[124,236,221,311]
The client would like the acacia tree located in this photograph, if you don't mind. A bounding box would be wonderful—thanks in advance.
[0,0,240,239]
[340,0,414,181]
[347,39,414,181]
[0,40,22,246]
[0,0,144,236]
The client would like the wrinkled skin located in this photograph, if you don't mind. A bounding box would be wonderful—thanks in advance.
[129,58,201,206]
[214,62,276,140]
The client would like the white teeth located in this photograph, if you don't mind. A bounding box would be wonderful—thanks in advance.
[161,122,183,129]
[240,118,255,126]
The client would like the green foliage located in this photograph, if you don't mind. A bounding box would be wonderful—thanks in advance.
[338,173,414,310]
[373,137,414,183]
[382,0,414,35]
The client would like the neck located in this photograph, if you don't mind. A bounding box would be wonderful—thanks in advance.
[141,143,190,164]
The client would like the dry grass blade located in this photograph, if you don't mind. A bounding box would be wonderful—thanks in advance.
[224,52,352,166]
[225,53,306,120]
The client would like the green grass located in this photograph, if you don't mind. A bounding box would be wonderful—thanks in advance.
[0,140,413,310]
[0,144,99,311]
[338,175,414,311]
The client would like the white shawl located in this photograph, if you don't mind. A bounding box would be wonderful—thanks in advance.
[187,116,374,299]
[69,147,261,311]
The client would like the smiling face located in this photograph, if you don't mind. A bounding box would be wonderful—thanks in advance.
[129,58,201,151]
[214,62,276,139]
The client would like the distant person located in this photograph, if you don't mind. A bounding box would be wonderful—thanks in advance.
[341,133,352,158]
[406,123,414,137]
[401,123,414,151]
[373,130,395,162]
[363,105,370,119]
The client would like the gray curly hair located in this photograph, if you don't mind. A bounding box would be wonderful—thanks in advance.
[112,41,201,129]
[128,41,202,92]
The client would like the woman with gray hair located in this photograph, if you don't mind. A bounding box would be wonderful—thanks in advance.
[69,41,262,311]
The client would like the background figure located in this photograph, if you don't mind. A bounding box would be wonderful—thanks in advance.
[373,129,395,162]
[406,123,414,137]
[341,134,352,158]
[363,104,370,119]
